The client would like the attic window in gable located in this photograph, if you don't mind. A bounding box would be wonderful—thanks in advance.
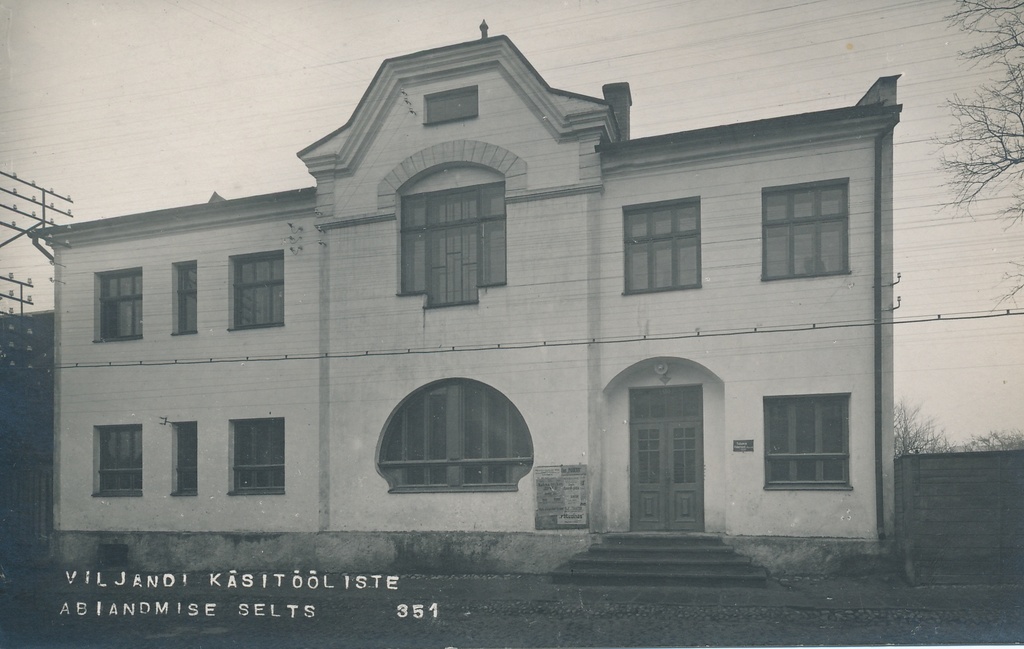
[424,86,478,125]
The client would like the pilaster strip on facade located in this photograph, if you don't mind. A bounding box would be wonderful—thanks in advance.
[318,216,332,532]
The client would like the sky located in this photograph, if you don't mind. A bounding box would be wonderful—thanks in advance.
[1,0,1021,441]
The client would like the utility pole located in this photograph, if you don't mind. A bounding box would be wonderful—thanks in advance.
[0,172,63,551]
[0,170,73,316]
[0,274,35,318]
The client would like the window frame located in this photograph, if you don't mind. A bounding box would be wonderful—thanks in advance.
[97,268,143,341]
[423,86,479,125]
[623,198,702,294]
[172,261,198,335]
[230,418,285,495]
[379,379,534,493]
[400,182,506,308]
[172,421,198,496]
[230,251,285,330]
[95,424,143,497]
[761,179,850,281]
[763,394,851,490]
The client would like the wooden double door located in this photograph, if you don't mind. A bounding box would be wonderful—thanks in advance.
[629,386,704,532]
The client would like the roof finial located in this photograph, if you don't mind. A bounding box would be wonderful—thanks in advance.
[480,19,488,40]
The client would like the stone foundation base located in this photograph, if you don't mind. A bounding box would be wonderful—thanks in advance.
[51,530,590,574]
[722,535,897,575]
[52,530,894,576]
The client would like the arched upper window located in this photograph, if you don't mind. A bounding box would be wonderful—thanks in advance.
[399,181,506,307]
[379,379,533,493]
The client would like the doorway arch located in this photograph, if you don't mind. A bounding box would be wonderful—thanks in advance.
[600,357,725,533]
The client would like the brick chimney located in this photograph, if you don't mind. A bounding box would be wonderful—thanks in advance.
[602,82,632,142]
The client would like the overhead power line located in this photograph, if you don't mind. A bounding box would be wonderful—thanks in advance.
[54,307,1023,370]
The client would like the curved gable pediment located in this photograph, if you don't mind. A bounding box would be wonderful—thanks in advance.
[297,36,612,179]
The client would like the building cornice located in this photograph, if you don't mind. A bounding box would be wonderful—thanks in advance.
[505,182,604,204]
[598,105,901,174]
[37,188,316,248]
[318,212,396,231]
[318,181,604,231]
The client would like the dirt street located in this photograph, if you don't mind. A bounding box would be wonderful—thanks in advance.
[1,572,1021,647]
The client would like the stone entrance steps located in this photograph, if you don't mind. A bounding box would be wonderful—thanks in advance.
[551,533,768,587]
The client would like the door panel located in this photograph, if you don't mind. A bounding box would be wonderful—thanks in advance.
[636,427,661,484]
[670,425,702,529]
[632,427,664,529]
[630,387,704,531]
[673,490,694,519]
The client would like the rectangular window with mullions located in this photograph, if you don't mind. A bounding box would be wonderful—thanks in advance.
[96,425,142,496]
[231,418,284,495]
[401,183,505,307]
[624,199,700,293]
[172,422,198,496]
[764,394,850,489]
[173,261,197,334]
[762,180,849,280]
[424,86,478,124]
[98,268,143,340]
[231,252,284,329]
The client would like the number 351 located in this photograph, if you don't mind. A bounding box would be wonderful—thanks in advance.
[397,603,439,619]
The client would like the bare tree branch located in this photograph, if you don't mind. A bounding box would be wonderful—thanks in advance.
[994,259,1024,305]
[941,1,1024,301]
[894,398,952,457]
[951,1,1024,62]
[961,427,1024,450]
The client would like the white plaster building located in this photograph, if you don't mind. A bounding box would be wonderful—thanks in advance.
[44,33,900,574]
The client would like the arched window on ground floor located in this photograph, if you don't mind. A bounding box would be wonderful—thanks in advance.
[379,379,533,493]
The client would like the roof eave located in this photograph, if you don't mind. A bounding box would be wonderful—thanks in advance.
[598,104,902,156]
[37,187,316,246]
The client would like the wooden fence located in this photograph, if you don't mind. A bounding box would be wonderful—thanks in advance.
[895,450,1024,584]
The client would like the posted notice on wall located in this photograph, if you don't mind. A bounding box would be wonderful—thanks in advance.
[534,464,588,529]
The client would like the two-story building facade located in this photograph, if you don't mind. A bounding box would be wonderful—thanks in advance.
[43,33,900,574]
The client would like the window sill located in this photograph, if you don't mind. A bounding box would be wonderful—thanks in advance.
[92,491,143,497]
[227,489,285,496]
[764,483,852,491]
[171,491,197,497]
[761,270,852,282]
[424,299,480,310]
[623,284,702,296]
[397,292,482,309]
[388,485,518,494]
[93,335,143,343]
[399,288,507,310]
[227,322,285,332]
[423,114,478,127]
[171,331,198,337]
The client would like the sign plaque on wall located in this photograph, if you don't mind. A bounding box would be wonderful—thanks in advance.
[534,464,588,529]
[733,440,755,452]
